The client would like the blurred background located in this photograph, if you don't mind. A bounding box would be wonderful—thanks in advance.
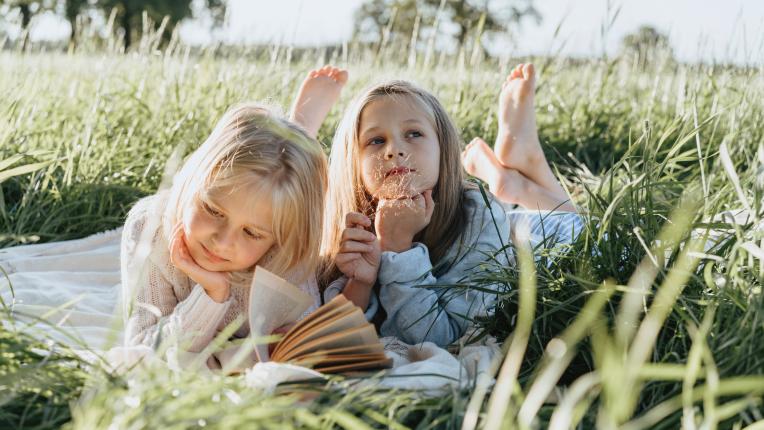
[1,0,763,65]
[2,2,764,429]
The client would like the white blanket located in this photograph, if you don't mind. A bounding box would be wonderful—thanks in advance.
[0,229,499,392]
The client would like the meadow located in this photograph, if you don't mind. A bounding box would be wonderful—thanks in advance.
[1,29,764,429]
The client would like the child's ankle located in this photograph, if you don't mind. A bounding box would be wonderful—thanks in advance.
[492,168,529,206]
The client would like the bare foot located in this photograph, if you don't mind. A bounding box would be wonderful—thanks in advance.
[290,65,349,139]
[463,137,576,211]
[494,63,545,169]
[462,137,527,205]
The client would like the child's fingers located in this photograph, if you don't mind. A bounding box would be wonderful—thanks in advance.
[376,197,401,210]
[335,252,360,267]
[170,231,198,273]
[168,223,182,251]
[341,227,376,243]
[407,193,428,213]
[179,238,191,260]
[170,239,190,270]
[171,222,185,239]
[169,229,185,262]
[345,212,371,228]
[340,240,375,254]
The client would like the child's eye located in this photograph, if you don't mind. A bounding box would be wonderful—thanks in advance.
[368,137,385,146]
[203,202,223,217]
[406,130,423,138]
[244,228,263,240]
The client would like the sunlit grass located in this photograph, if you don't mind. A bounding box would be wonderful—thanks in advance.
[1,23,763,429]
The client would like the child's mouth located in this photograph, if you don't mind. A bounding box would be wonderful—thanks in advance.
[201,243,228,263]
[385,166,414,178]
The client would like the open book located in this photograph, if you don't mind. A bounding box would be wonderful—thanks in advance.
[216,267,392,374]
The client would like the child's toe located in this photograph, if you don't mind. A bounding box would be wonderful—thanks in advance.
[522,63,535,80]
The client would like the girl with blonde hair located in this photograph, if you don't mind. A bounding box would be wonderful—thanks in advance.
[122,63,348,353]
[321,64,581,347]
[320,79,510,347]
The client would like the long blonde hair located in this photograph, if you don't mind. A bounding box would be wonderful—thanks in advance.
[320,81,472,285]
[164,103,327,282]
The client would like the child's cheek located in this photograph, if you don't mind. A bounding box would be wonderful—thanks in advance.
[361,163,381,194]
[184,206,212,242]
[419,153,440,191]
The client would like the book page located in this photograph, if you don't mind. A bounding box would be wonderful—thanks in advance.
[249,266,314,362]
[295,343,385,358]
[286,308,367,351]
[279,323,379,362]
[272,300,355,358]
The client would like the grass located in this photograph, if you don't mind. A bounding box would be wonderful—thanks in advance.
[1,22,764,429]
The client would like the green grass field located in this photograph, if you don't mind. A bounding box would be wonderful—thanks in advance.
[2,34,764,429]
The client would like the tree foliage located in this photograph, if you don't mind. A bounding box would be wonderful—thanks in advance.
[95,0,224,50]
[620,25,675,66]
[353,0,540,53]
[0,0,226,50]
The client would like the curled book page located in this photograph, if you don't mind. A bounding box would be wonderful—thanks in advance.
[249,266,314,362]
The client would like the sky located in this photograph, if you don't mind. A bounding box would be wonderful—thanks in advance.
[9,0,764,65]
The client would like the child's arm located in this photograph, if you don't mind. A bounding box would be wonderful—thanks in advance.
[323,276,379,321]
[325,212,381,311]
[374,191,510,346]
[121,200,232,353]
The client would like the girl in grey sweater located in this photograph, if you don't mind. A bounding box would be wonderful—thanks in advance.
[321,63,580,347]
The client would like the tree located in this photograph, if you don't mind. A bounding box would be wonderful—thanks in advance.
[620,25,674,67]
[95,0,225,51]
[63,0,87,47]
[353,0,540,54]
[0,0,56,49]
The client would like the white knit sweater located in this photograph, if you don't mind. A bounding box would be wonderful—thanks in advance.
[121,193,321,353]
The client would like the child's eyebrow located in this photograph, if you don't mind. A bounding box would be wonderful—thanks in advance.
[360,125,382,136]
[402,119,424,125]
[207,195,272,235]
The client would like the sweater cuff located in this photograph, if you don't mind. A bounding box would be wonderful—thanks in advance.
[324,276,377,321]
[323,276,348,303]
[172,284,232,352]
[378,242,433,285]
[364,293,379,321]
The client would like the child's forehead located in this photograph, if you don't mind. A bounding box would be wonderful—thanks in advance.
[202,178,273,210]
[360,93,435,125]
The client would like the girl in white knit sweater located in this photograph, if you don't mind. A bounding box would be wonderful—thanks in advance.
[122,67,347,353]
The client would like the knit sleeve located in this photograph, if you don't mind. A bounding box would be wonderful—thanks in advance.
[120,196,232,353]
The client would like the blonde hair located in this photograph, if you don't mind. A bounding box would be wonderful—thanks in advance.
[320,80,472,285]
[164,103,327,283]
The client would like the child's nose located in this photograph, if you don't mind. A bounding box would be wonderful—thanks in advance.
[384,140,406,159]
[384,151,404,160]
[213,227,237,252]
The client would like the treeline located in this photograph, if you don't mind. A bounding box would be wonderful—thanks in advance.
[1,0,224,50]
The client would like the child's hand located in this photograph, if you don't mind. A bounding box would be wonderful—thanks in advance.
[375,190,434,253]
[169,224,231,303]
[335,212,381,288]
